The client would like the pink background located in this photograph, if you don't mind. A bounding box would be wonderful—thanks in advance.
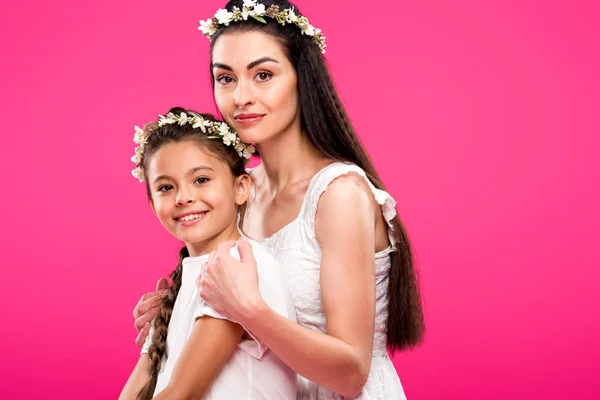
[1,0,599,398]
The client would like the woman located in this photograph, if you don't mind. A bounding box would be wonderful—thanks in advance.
[133,1,424,398]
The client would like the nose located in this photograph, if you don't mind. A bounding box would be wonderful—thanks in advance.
[234,79,255,107]
[176,186,195,206]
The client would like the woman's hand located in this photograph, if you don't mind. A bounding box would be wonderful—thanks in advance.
[197,238,261,323]
[132,277,169,346]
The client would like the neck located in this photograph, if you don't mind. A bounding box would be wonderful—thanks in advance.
[185,220,241,257]
[256,118,330,189]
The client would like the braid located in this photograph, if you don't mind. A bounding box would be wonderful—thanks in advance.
[137,246,188,400]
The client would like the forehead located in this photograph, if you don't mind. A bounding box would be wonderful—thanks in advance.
[146,141,222,176]
[212,31,288,67]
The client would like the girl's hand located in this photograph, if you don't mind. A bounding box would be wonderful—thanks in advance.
[197,238,261,323]
[132,277,169,346]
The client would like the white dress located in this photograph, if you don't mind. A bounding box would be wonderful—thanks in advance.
[244,162,407,399]
[142,239,297,399]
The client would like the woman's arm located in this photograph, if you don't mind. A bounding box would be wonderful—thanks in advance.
[153,317,245,400]
[118,355,151,400]
[200,174,378,398]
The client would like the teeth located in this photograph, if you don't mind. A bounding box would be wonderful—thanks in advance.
[179,213,204,222]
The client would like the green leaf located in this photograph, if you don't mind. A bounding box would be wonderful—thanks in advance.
[252,15,267,24]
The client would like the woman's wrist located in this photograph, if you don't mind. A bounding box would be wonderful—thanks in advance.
[235,291,267,327]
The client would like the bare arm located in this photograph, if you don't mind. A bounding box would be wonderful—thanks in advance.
[214,175,378,397]
[153,317,245,400]
[118,355,151,400]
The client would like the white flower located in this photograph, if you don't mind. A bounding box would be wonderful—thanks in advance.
[301,23,315,36]
[131,151,142,164]
[132,168,145,182]
[254,4,266,15]
[243,0,256,8]
[159,113,175,126]
[243,145,255,159]
[286,11,298,23]
[178,112,188,125]
[133,126,145,143]
[214,8,234,25]
[234,142,245,153]
[223,131,237,146]
[157,114,167,127]
[241,7,250,20]
[199,19,216,35]
[192,117,207,132]
[218,122,231,136]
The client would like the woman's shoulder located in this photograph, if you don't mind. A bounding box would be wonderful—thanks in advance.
[242,238,278,266]
[306,161,373,204]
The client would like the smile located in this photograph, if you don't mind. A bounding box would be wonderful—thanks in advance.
[234,114,265,126]
[174,212,208,225]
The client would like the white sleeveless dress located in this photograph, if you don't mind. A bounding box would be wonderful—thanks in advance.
[243,162,407,399]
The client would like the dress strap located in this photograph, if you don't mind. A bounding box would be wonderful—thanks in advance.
[302,161,398,250]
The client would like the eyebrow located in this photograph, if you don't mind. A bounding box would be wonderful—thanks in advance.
[152,165,215,184]
[212,57,280,72]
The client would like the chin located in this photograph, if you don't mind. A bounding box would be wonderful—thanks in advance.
[238,129,274,145]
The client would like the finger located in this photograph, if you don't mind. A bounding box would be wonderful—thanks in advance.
[156,277,170,291]
[138,291,159,303]
[133,293,163,318]
[237,237,256,266]
[134,305,159,331]
[216,240,236,255]
[197,276,204,297]
[198,279,209,301]
[135,322,151,347]
[133,293,161,318]
[207,250,217,265]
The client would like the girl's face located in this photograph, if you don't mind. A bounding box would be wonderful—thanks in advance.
[212,31,301,145]
[145,140,250,255]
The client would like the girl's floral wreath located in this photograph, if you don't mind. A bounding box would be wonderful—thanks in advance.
[131,112,256,182]
[199,0,326,53]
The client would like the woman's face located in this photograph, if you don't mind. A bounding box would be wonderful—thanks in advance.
[212,31,301,145]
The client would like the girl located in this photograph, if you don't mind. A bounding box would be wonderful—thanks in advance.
[120,107,297,399]
[135,1,426,398]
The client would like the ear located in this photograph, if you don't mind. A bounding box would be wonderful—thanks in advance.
[234,174,252,206]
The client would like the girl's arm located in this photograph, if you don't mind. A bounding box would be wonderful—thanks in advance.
[153,317,245,399]
[200,174,378,398]
[118,355,151,400]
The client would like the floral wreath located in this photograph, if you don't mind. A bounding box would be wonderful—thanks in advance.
[199,0,326,53]
[131,111,255,182]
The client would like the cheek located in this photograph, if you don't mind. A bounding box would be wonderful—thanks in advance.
[214,89,232,114]
[269,80,298,115]
[206,186,237,214]
[153,197,172,220]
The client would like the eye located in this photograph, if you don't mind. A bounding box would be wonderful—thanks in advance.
[255,70,273,82]
[195,177,209,185]
[158,184,173,192]
[216,74,235,85]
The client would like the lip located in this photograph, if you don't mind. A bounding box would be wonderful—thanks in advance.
[173,211,208,226]
[233,113,265,126]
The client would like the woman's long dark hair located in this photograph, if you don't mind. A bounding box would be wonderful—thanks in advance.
[209,1,424,352]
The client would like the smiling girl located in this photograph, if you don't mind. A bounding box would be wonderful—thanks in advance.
[119,108,296,400]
